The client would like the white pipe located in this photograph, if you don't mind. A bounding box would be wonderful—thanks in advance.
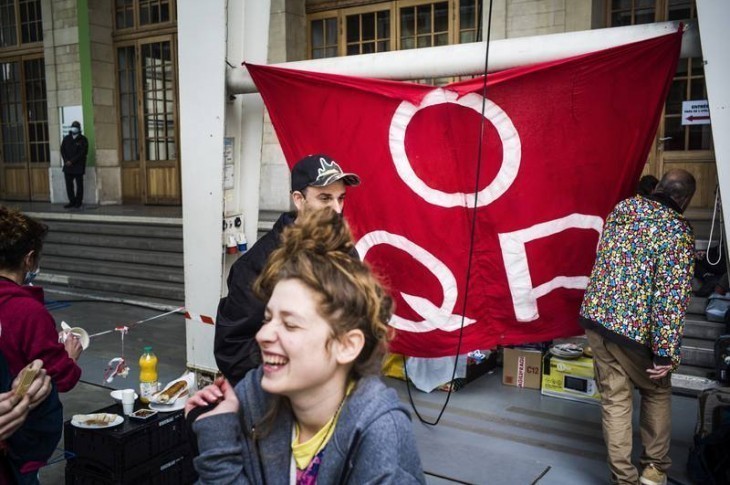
[227,20,699,94]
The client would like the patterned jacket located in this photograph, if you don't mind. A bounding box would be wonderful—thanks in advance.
[580,195,694,369]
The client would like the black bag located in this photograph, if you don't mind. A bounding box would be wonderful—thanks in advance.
[716,336,730,385]
[687,424,730,485]
[687,388,730,484]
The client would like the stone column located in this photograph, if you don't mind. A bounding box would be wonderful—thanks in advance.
[88,0,121,204]
[43,0,119,205]
[260,0,307,215]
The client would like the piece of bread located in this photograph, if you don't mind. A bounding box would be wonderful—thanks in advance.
[73,413,118,426]
[15,361,41,398]
[158,380,187,403]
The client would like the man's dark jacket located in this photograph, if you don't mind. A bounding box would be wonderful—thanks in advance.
[214,212,295,385]
[60,134,88,175]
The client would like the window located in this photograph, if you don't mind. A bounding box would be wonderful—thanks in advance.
[117,46,138,161]
[0,57,48,165]
[400,2,449,49]
[141,41,176,161]
[0,61,24,163]
[607,0,711,152]
[309,1,480,59]
[311,17,338,59]
[608,0,656,26]
[114,0,176,31]
[459,0,480,43]
[663,56,711,151]
[346,10,391,55]
[116,40,177,163]
[662,0,708,150]
[24,57,48,163]
[0,0,42,48]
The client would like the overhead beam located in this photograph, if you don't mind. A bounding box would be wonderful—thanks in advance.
[227,20,699,94]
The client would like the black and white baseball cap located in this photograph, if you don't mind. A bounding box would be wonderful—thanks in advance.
[290,154,361,192]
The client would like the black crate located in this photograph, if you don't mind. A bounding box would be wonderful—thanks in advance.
[64,404,188,475]
[66,444,196,484]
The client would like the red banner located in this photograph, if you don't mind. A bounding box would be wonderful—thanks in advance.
[246,31,682,358]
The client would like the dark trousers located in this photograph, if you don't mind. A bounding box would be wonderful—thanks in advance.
[64,172,84,206]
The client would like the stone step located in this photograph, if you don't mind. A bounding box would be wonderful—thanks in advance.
[684,315,727,340]
[45,231,183,252]
[687,296,708,316]
[42,244,183,267]
[42,256,185,284]
[42,220,182,239]
[676,363,716,380]
[37,270,184,302]
[671,370,720,397]
[681,337,716,369]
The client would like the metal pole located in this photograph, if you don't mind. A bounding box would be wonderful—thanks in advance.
[697,0,730,262]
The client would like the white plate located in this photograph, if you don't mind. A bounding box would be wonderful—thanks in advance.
[110,390,139,403]
[549,344,584,359]
[149,398,187,413]
[71,414,123,429]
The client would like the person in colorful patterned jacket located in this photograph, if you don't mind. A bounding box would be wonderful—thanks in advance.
[579,169,695,485]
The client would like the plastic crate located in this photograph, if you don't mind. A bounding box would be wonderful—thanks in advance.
[65,444,196,484]
[64,404,188,475]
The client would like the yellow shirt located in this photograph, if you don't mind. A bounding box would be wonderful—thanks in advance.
[291,382,355,470]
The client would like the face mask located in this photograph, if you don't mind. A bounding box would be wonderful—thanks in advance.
[23,266,40,285]
[69,127,80,135]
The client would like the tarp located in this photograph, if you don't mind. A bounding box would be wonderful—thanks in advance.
[246,30,682,358]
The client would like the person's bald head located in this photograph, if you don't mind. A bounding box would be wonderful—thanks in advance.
[654,169,696,212]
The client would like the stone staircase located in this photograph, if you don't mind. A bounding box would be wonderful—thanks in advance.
[673,295,726,395]
[34,216,184,307]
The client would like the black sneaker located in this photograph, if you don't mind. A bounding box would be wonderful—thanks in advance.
[63,203,74,209]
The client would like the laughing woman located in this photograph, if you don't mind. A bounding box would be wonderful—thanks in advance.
[186,208,425,484]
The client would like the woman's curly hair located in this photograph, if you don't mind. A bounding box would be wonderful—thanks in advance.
[0,206,48,271]
[254,208,393,380]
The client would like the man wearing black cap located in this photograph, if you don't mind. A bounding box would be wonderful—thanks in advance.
[214,154,361,384]
[60,121,88,209]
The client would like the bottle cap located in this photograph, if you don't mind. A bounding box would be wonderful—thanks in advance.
[143,346,152,352]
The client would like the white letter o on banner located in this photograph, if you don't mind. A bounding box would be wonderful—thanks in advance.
[389,88,521,208]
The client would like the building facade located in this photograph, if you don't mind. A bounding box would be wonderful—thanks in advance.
[0,0,714,213]
[0,0,179,205]
[258,0,714,217]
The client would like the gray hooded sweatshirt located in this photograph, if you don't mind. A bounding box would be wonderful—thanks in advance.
[193,366,425,484]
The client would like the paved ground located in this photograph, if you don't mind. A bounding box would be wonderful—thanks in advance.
[36,290,698,484]
[38,295,188,484]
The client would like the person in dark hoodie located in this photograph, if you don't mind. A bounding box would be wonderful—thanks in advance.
[187,209,425,484]
[215,154,361,385]
[0,206,84,482]
[580,169,696,485]
[60,120,88,208]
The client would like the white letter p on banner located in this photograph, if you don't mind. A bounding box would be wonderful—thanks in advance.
[498,214,603,322]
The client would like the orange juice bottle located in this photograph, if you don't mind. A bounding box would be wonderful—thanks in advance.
[139,346,159,404]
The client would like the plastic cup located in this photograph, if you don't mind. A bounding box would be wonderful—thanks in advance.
[58,327,90,350]
[121,388,135,416]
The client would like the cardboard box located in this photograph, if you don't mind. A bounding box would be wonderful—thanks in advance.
[502,347,543,389]
[541,354,601,405]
